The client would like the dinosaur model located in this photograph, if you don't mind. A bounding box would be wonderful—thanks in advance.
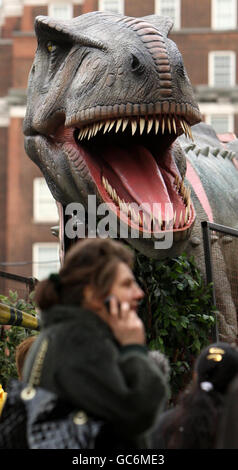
[23,12,238,343]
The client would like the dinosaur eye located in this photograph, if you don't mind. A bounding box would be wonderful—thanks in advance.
[46,41,57,53]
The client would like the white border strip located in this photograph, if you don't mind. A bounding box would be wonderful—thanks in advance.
[10,105,26,118]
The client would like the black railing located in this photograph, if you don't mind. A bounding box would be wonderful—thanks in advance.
[202,221,238,342]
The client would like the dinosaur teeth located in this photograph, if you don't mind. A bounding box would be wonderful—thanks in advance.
[139,118,144,135]
[108,120,116,132]
[115,118,122,133]
[101,176,192,231]
[155,119,160,134]
[131,119,137,136]
[167,117,171,134]
[172,117,177,134]
[77,114,193,142]
[147,118,154,134]
[103,120,111,134]
[122,118,129,132]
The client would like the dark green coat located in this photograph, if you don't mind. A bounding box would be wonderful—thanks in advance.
[23,305,168,448]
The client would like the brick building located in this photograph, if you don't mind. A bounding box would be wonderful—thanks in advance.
[0,0,237,284]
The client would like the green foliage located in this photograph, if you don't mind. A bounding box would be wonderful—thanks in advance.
[134,252,216,401]
[0,291,38,389]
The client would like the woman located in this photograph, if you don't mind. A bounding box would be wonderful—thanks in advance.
[23,238,168,448]
[151,341,238,449]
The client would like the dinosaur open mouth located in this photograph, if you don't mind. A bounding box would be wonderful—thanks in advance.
[53,111,195,239]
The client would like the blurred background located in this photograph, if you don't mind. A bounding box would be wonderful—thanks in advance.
[0,0,237,292]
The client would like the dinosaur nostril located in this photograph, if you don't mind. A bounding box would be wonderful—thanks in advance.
[131,54,144,75]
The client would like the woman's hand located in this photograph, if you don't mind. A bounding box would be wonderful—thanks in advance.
[105,296,146,345]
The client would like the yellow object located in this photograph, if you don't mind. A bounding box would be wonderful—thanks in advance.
[0,384,7,415]
[0,303,39,330]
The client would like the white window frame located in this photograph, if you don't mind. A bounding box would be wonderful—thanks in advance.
[33,177,59,223]
[209,51,236,87]
[32,243,60,280]
[98,0,124,14]
[155,0,181,30]
[199,102,236,134]
[206,114,234,134]
[48,3,73,20]
[211,0,237,30]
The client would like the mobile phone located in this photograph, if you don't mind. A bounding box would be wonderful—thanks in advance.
[104,295,120,314]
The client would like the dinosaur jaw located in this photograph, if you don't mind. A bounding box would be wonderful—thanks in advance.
[48,112,196,241]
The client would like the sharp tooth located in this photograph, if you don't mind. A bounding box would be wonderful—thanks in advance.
[179,211,183,227]
[102,176,106,187]
[188,124,194,141]
[147,118,153,134]
[122,201,128,213]
[122,119,129,132]
[140,118,146,135]
[78,129,84,140]
[112,189,117,201]
[180,119,186,134]
[131,119,137,136]
[83,127,89,138]
[98,122,104,131]
[118,198,123,210]
[80,128,85,139]
[181,182,185,198]
[109,185,113,197]
[155,119,160,134]
[128,204,133,218]
[162,117,165,134]
[167,117,171,134]
[115,119,122,133]
[105,179,109,192]
[103,120,111,134]
[186,187,191,204]
[172,117,177,134]
[108,120,116,132]
[87,127,93,139]
[184,187,188,202]
[184,206,189,225]
[184,121,189,138]
[92,124,97,137]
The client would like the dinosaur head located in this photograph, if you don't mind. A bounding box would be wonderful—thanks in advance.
[24,12,201,257]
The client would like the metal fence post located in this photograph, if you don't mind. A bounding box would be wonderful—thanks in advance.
[201,221,219,342]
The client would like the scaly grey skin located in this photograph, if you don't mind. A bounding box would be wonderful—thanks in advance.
[23,12,238,342]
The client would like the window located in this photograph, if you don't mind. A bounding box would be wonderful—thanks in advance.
[33,178,59,223]
[155,0,181,30]
[33,243,60,281]
[209,51,236,87]
[48,3,73,20]
[98,0,124,14]
[212,0,237,30]
[207,114,234,134]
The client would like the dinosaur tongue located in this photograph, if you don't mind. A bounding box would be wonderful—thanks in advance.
[101,143,172,220]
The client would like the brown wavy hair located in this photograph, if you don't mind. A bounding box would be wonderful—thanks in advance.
[15,336,36,380]
[35,238,134,310]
